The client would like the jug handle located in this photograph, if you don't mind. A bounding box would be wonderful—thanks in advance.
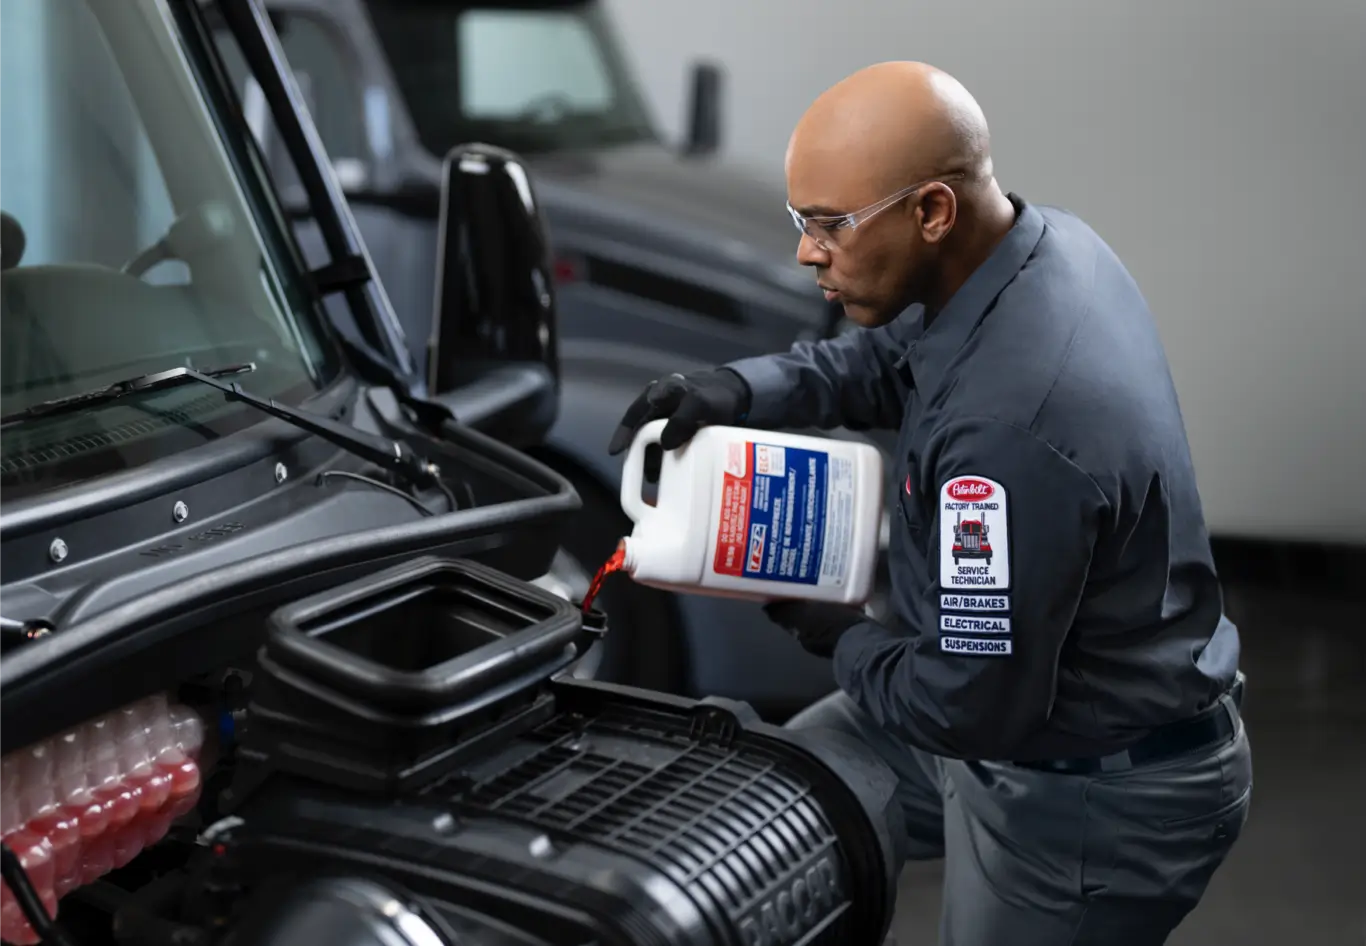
[619,418,667,524]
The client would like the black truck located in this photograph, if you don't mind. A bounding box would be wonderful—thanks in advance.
[0,2,901,944]
[214,0,897,715]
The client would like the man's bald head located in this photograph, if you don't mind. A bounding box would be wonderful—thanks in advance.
[787,61,994,209]
[784,62,1016,327]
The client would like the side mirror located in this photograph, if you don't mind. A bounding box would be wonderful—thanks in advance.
[683,60,723,157]
[428,143,560,448]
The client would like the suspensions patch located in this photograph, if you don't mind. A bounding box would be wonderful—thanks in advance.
[940,636,1012,656]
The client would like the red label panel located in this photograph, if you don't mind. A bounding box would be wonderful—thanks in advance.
[713,444,753,577]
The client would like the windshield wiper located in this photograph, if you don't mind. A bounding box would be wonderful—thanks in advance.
[1,364,257,427]
[0,365,448,498]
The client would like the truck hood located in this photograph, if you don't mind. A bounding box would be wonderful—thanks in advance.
[523,143,816,297]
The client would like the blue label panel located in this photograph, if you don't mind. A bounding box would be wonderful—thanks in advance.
[742,443,828,585]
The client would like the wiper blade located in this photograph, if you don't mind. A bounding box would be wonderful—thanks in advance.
[1,365,445,492]
[0,364,257,428]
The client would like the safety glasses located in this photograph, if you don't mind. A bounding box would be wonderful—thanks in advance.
[786,173,965,251]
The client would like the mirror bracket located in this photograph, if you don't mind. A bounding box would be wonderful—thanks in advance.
[309,254,372,297]
[683,60,724,157]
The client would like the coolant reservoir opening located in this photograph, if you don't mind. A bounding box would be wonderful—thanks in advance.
[0,694,207,945]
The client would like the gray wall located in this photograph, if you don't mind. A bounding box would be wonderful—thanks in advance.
[605,0,1366,544]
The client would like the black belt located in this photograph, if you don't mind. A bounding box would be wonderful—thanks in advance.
[1016,674,1245,776]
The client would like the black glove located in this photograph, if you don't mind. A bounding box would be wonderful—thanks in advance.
[607,369,752,455]
[763,600,868,659]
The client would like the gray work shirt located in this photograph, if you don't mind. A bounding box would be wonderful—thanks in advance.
[726,194,1240,762]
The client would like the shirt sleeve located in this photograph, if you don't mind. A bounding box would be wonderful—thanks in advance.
[723,309,918,431]
[830,416,1109,760]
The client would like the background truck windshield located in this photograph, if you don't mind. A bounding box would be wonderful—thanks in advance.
[364,0,658,155]
[0,0,339,501]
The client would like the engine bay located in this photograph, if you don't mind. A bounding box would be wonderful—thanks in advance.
[1,555,902,946]
[0,324,902,946]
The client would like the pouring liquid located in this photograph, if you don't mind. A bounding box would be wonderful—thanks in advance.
[581,545,625,614]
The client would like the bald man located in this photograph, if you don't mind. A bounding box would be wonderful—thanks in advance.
[609,62,1250,945]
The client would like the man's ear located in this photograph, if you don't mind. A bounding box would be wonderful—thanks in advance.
[918,184,958,244]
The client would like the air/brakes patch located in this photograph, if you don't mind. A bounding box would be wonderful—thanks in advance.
[939,593,1008,612]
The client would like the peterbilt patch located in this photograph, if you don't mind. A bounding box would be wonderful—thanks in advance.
[939,475,1010,592]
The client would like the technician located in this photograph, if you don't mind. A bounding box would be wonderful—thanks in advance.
[607,61,1252,945]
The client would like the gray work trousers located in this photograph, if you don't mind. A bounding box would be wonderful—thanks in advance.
[788,691,1252,946]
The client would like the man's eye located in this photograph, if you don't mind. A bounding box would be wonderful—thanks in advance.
[817,220,842,232]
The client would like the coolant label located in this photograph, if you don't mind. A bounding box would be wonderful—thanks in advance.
[713,441,854,586]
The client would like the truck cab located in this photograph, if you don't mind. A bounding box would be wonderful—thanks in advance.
[0,0,574,933]
[0,0,589,689]
[0,5,910,944]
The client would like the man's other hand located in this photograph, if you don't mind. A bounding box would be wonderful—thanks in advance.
[607,369,752,455]
[763,600,868,659]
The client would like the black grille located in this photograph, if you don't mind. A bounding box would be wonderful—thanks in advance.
[430,704,848,939]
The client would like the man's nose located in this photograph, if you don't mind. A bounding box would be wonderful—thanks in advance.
[796,232,830,267]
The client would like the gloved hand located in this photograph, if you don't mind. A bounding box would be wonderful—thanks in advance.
[607,369,752,455]
[763,600,868,659]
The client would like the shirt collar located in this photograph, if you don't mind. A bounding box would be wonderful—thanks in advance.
[893,193,1046,393]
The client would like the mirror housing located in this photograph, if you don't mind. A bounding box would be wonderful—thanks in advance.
[683,60,723,157]
[428,144,560,448]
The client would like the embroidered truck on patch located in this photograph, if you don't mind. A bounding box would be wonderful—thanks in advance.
[951,510,993,566]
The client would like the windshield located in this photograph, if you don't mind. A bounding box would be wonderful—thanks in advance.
[364,0,657,156]
[0,0,341,502]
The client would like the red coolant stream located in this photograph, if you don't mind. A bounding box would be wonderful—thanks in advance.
[0,694,205,945]
[581,544,625,615]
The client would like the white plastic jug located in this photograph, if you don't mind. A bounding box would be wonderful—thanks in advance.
[618,419,885,604]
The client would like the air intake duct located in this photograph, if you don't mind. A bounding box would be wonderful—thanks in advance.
[217,557,904,946]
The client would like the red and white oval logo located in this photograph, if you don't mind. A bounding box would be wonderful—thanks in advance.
[948,478,995,501]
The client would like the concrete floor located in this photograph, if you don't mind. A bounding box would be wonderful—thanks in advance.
[888,578,1366,945]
